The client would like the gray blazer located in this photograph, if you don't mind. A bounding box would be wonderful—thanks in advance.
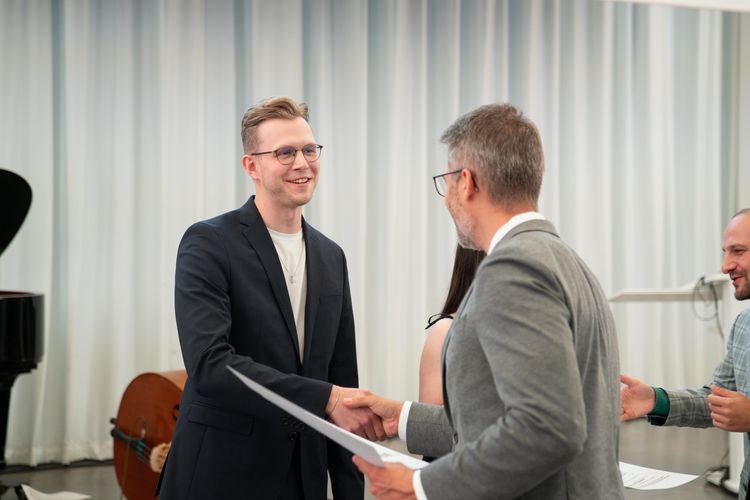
[406,219,624,499]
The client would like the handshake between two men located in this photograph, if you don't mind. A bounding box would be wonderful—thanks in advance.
[326,387,417,499]
[327,386,400,440]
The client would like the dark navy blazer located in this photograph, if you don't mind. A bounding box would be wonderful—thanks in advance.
[156,196,362,499]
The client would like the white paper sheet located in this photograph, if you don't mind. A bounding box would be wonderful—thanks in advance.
[619,461,698,490]
[20,485,91,500]
[227,365,428,469]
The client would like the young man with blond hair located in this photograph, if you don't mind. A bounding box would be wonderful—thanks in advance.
[157,97,382,499]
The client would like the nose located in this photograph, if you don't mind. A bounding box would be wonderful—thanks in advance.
[722,253,735,275]
[291,150,308,169]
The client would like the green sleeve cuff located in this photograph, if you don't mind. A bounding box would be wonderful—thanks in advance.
[646,387,670,426]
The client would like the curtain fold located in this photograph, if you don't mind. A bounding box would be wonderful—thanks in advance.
[0,0,744,464]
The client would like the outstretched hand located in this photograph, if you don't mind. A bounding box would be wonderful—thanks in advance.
[620,374,656,422]
[353,455,416,500]
[344,394,404,438]
[708,385,750,432]
[328,386,387,441]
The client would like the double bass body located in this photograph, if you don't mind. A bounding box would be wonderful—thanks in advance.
[111,370,186,500]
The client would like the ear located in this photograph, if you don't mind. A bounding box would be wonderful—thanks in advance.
[460,169,479,199]
[242,154,260,181]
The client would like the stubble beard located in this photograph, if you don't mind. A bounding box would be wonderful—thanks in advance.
[456,226,481,251]
[447,194,482,252]
[734,272,750,301]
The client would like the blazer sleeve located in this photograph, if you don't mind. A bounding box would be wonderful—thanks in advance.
[406,402,454,458]
[420,255,588,499]
[175,222,331,418]
[324,250,365,498]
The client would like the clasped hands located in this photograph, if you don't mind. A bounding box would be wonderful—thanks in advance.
[326,386,402,441]
[328,388,417,499]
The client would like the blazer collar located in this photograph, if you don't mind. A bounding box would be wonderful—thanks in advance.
[488,212,546,253]
[495,219,559,250]
[238,196,321,367]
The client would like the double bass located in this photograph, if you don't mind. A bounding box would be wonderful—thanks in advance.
[111,370,186,500]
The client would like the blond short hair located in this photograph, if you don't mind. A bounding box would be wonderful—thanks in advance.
[241,97,309,153]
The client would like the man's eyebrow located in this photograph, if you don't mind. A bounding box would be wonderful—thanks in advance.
[723,244,748,251]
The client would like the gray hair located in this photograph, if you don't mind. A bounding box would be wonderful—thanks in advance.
[440,103,544,209]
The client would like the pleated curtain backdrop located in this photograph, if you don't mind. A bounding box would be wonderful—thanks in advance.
[0,0,747,464]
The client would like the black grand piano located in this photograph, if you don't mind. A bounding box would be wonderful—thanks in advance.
[0,169,44,487]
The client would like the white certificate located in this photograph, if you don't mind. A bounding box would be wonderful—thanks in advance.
[619,461,698,490]
[227,365,428,469]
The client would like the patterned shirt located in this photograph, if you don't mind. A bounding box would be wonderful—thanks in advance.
[651,308,750,499]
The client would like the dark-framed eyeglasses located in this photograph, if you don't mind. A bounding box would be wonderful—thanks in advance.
[432,169,462,197]
[251,144,323,165]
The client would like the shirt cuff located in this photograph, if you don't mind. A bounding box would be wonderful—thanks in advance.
[413,469,428,500]
[398,401,412,442]
[647,387,670,426]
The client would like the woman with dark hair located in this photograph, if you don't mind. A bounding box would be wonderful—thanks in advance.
[419,245,485,405]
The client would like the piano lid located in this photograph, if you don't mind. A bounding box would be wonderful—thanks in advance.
[0,169,32,259]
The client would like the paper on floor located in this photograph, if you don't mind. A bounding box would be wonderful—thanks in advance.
[619,461,698,490]
[20,484,91,500]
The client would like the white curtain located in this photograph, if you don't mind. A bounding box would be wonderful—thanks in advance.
[0,0,746,465]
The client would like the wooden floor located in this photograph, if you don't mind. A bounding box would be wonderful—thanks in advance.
[0,419,737,499]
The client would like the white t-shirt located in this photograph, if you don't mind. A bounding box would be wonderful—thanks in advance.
[268,228,307,362]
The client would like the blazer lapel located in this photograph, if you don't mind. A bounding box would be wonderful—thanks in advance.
[301,219,321,372]
[441,280,477,429]
[440,219,558,425]
[239,197,300,363]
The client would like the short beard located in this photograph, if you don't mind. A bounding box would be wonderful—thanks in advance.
[455,223,481,251]
[447,195,482,251]
[735,281,750,301]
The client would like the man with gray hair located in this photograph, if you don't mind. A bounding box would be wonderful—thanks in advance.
[347,103,625,499]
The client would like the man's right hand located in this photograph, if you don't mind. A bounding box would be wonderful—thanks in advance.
[343,394,403,438]
[620,374,656,422]
[327,386,387,442]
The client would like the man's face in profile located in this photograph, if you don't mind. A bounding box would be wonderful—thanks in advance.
[722,213,750,301]
[444,164,480,252]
